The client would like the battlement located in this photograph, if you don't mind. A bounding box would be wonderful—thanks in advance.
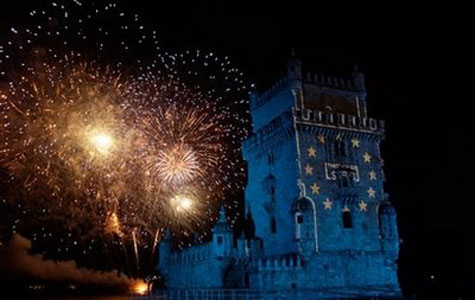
[168,244,213,265]
[243,107,383,155]
[251,71,364,111]
[303,72,359,91]
[242,111,294,154]
[250,76,291,110]
[254,254,304,270]
[296,108,384,134]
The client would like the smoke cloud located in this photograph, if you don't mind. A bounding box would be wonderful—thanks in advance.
[0,234,139,290]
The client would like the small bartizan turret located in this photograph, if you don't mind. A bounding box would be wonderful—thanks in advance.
[379,201,400,262]
[212,206,233,258]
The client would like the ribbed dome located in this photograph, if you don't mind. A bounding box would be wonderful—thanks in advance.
[213,206,232,233]
[379,202,396,215]
[162,230,172,241]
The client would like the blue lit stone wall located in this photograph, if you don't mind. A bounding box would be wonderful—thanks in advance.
[297,127,386,253]
[162,244,227,288]
[249,82,295,133]
[243,111,299,256]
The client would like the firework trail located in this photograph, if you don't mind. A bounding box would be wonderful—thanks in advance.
[132,229,139,271]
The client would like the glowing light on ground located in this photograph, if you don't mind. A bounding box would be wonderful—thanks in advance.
[132,281,149,295]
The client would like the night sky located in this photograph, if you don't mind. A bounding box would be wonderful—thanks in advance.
[1,0,473,298]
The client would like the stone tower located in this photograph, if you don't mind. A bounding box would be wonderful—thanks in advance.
[242,55,400,291]
[158,56,401,297]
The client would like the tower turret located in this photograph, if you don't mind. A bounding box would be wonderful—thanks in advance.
[351,64,366,92]
[379,201,400,260]
[212,206,233,258]
[244,207,256,239]
[351,64,368,117]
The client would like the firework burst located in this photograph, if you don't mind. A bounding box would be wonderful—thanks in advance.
[140,104,224,189]
[154,142,201,186]
[0,0,250,267]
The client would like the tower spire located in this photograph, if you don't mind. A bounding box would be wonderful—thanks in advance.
[213,205,232,233]
[218,205,226,223]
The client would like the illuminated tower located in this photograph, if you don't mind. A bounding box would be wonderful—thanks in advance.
[242,55,400,291]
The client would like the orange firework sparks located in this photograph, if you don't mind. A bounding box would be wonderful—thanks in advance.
[105,212,124,238]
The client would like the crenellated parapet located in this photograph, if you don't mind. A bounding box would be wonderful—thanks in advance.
[303,72,360,91]
[167,244,213,265]
[250,76,291,110]
[251,70,365,111]
[253,254,304,271]
[242,111,294,156]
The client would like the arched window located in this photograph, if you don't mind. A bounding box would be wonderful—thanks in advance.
[344,176,349,187]
[338,175,349,188]
[264,175,276,203]
[270,217,277,234]
[342,211,353,228]
[292,196,318,252]
[334,140,346,157]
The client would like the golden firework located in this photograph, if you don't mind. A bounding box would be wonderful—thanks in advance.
[170,194,194,213]
[155,143,199,185]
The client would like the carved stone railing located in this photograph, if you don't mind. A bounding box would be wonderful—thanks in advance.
[296,108,384,133]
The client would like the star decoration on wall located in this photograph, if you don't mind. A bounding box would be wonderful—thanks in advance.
[363,152,372,163]
[358,200,368,212]
[317,134,325,144]
[304,164,314,175]
[351,138,360,148]
[310,183,320,194]
[323,198,333,210]
[369,170,377,180]
[342,205,351,212]
[307,147,317,157]
[367,187,376,198]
